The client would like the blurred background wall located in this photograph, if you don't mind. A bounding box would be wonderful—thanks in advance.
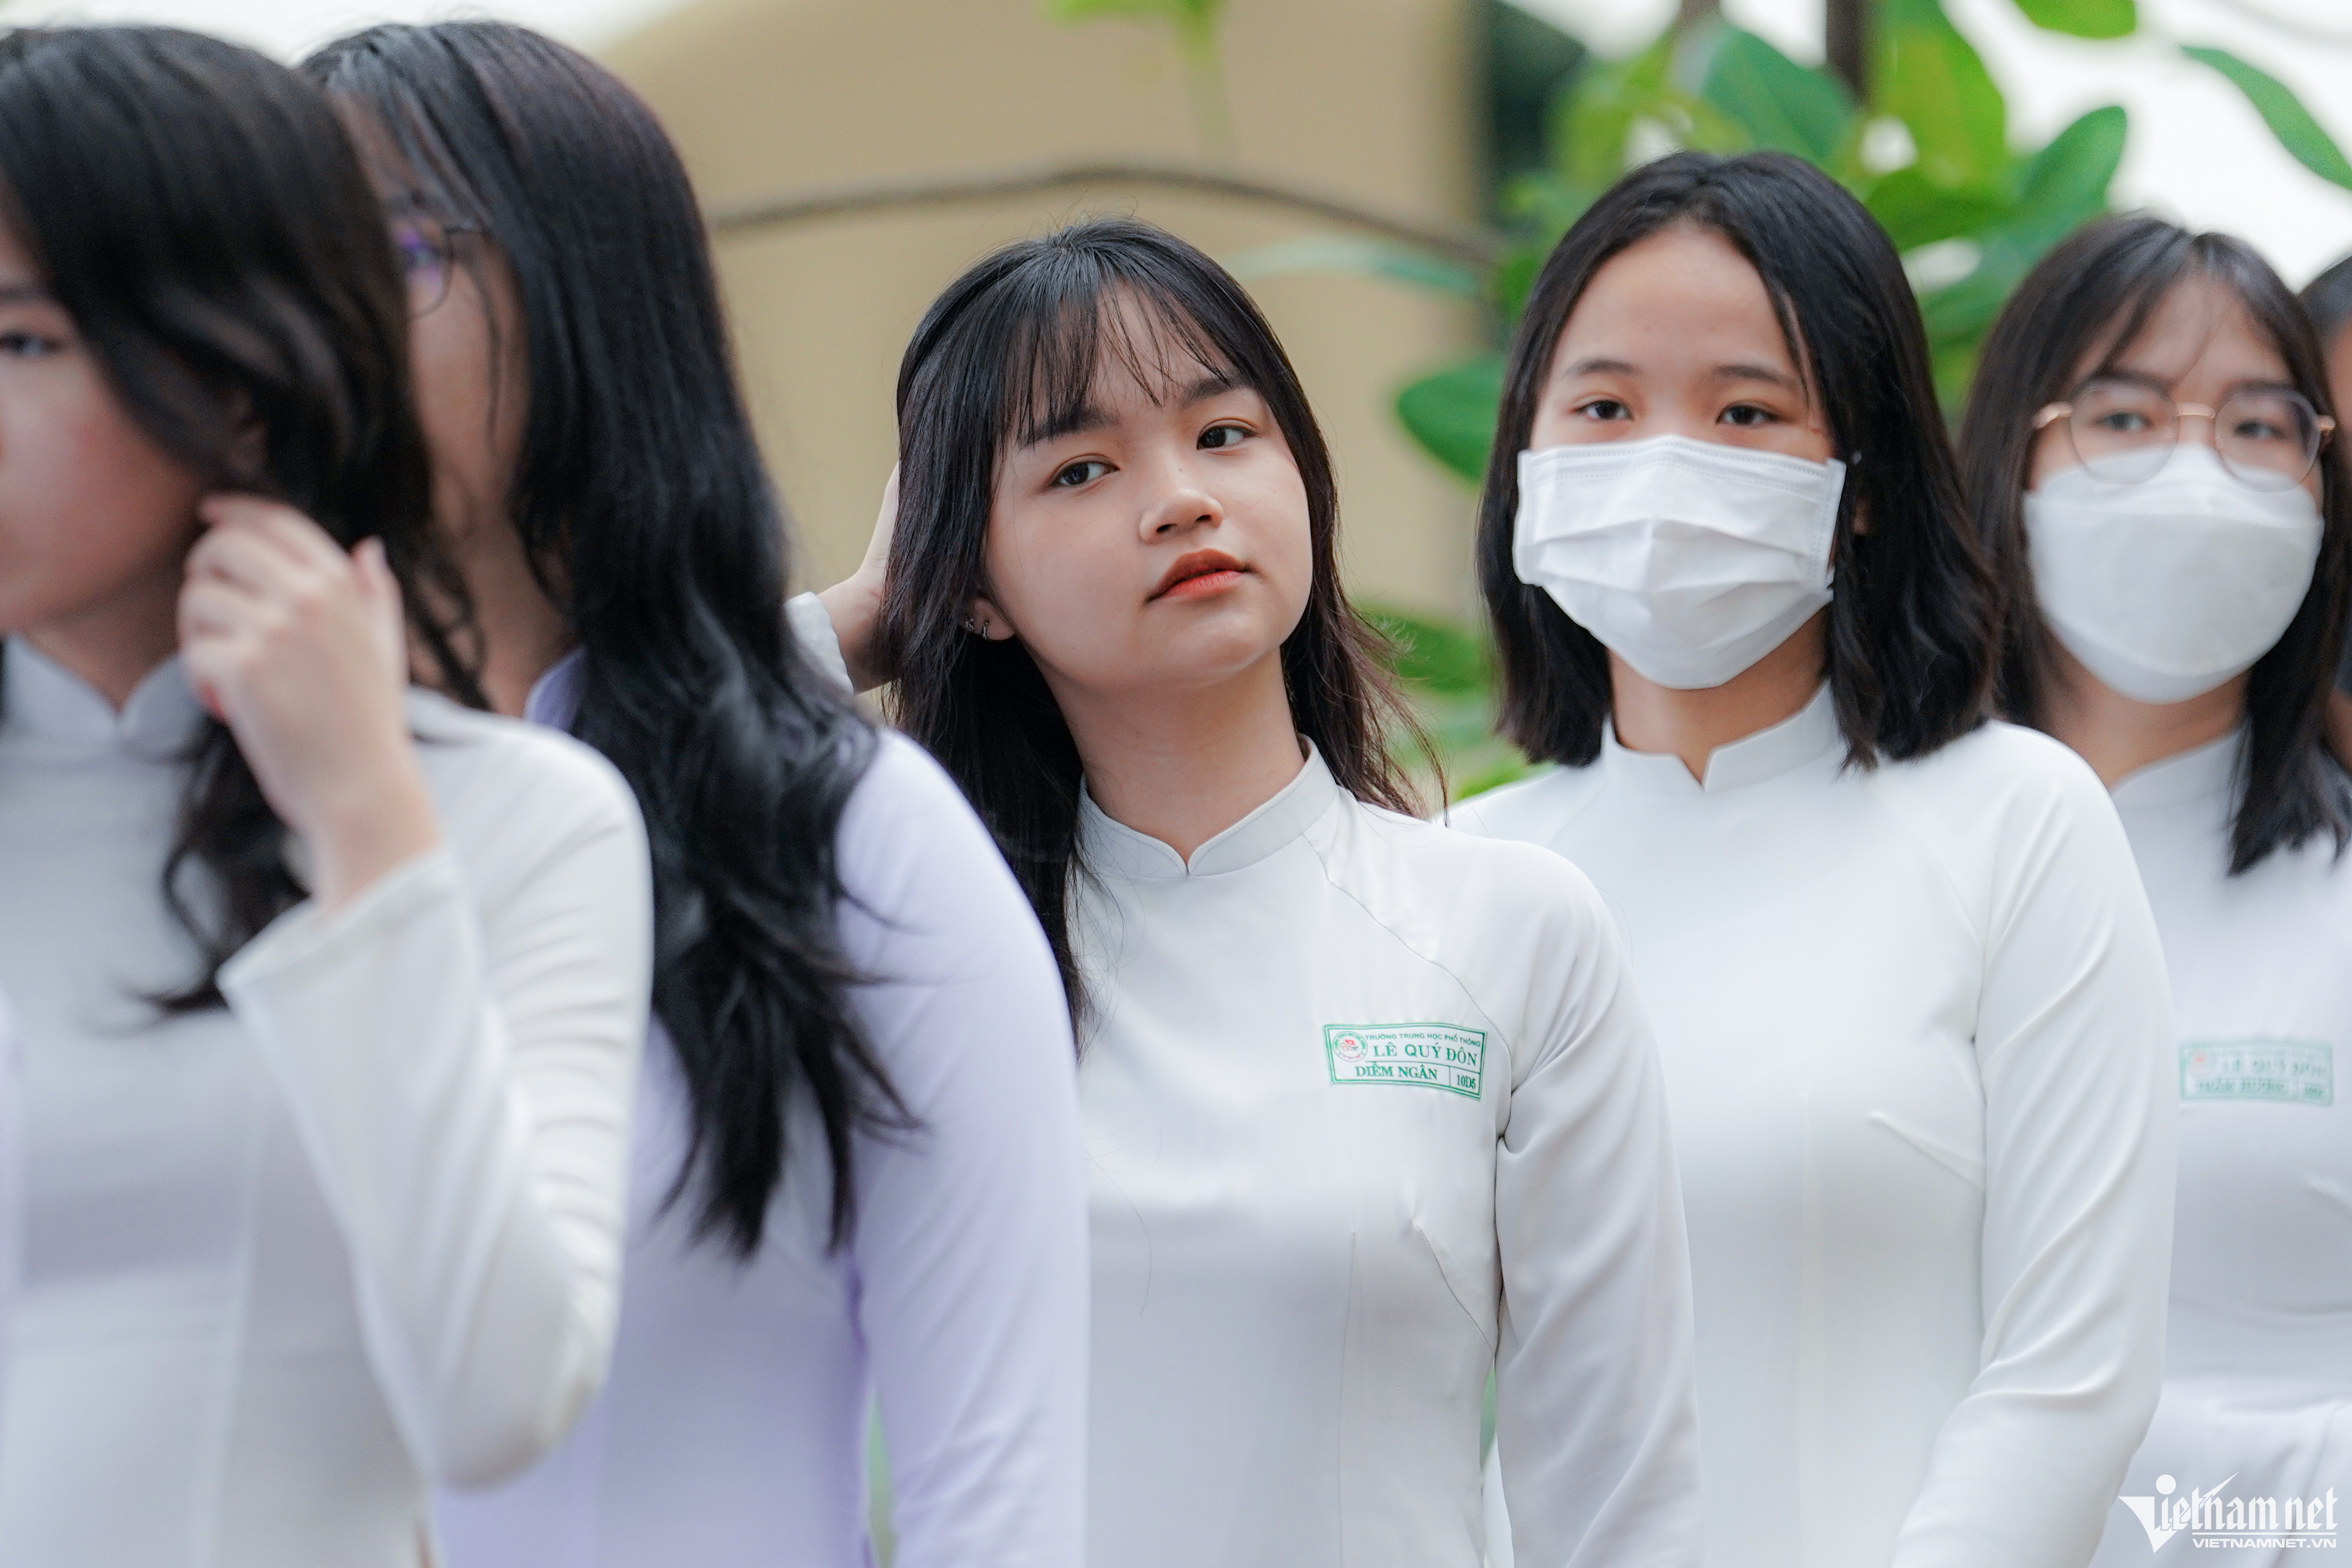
[607,0,1489,616]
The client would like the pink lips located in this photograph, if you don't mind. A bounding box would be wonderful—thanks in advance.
[1151,549,1248,602]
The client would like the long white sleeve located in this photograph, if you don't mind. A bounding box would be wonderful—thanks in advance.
[220,702,654,1488]
[839,739,1089,1567]
[1888,752,2175,1566]
[786,591,853,695]
[1489,870,1701,1568]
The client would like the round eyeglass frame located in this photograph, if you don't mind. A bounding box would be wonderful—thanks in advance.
[2032,380,2336,491]
[390,215,480,320]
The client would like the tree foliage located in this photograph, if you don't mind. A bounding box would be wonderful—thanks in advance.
[1390,0,2352,484]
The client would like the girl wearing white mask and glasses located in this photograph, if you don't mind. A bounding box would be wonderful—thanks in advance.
[1957,218,2351,1568]
[1454,152,2177,1568]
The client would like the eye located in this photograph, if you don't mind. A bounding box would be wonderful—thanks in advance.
[1719,403,1779,429]
[1199,422,1250,450]
[1050,458,1111,489]
[1574,398,1630,423]
[2092,409,2152,433]
[0,330,62,359]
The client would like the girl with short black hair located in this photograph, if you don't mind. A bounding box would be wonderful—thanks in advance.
[1455,151,2177,1567]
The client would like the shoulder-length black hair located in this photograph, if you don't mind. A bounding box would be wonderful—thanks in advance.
[1957,216,2352,871]
[1478,151,1997,769]
[0,25,474,1008]
[304,22,893,1255]
[875,217,1423,1009]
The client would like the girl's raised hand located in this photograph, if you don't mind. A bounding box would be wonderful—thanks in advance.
[178,495,442,913]
[817,463,897,693]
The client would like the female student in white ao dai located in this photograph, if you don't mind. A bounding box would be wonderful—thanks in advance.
[1457,152,2177,1568]
[307,25,1090,1567]
[1960,216,2352,1567]
[866,217,1703,1568]
[0,29,651,1566]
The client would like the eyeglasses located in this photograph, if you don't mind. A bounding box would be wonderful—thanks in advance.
[2034,378,2336,491]
[390,212,478,318]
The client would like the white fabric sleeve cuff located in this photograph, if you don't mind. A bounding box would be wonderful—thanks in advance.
[788,591,853,695]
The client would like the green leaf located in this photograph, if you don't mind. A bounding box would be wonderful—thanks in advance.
[1451,754,1540,802]
[1865,168,2010,250]
[1552,32,1676,190]
[2008,0,2135,39]
[2005,103,2126,249]
[1878,0,2010,187]
[2182,44,2352,192]
[1491,242,1554,324]
[1362,606,1492,695]
[1396,354,1504,485]
[1223,236,1484,300]
[1701,28,1855,162]
[1915,108,2125,350]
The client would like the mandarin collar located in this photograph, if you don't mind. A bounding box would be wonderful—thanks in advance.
[523,647,587,732]
[1602,680,1842,797]
[2,636,206,759]
[1079,740,1338,881]
[2110,727,2241,815]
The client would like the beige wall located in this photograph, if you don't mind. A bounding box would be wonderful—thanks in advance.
[602,0,1485,617]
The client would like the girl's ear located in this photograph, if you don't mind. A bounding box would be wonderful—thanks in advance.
[968,593,1016,641]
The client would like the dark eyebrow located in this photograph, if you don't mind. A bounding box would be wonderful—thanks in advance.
[2082,365,2303,404]
[2080,366,2169,397]
[1561,355,1637,378]
[0,283,48,304]
[1023,401,1112,447]
[1713,362,1803,392]
[1180,371,1241,406]
[1021,370,1243,447]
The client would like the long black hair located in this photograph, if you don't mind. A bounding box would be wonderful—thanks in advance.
[2303,251,2352,697]
[2305,253,2352,355]
[1957,216,2352,871]
[875,218,1424,1010]
[304,22,895,1255]
[0,25,476,1008]
[1479,151,1997,769]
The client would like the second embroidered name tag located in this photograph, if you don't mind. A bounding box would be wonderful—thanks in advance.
[2181,1038,2333,1106]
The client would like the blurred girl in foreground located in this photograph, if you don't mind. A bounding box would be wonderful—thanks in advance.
[305,23,1090,1567]
[1960,216,2351,1568]
[0,25,653,1564]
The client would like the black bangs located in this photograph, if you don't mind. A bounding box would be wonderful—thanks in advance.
[1005,283,1237,451]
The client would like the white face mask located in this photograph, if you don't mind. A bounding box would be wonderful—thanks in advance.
[1512,435,1847,690]
[2027,444,2323,705]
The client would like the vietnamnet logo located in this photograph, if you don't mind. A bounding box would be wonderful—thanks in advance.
[2119,1474,2339,1552]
